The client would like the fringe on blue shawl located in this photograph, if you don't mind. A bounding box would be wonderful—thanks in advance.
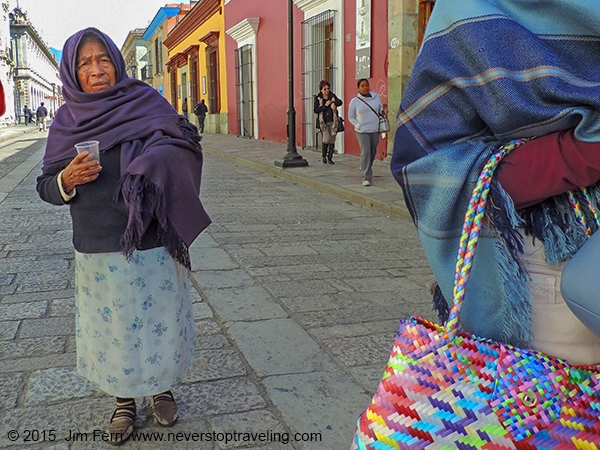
[519,184,600,264]
[487,182,533,347]
[428,166,534,347]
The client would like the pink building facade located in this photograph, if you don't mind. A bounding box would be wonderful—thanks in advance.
[224,0,388,158]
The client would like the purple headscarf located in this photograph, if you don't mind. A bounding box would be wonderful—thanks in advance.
[44,27,211,268]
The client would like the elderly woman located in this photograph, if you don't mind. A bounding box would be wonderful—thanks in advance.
[36,28,210,444]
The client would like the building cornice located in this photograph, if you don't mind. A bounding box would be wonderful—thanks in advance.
[121,29,145,53]
[11,23,58,69]
[143,7,181,41]
[199,31,219,47]
[167,51,189,69]
[164,0,221,50]
[293,0,328,12]
[226,17,259,44]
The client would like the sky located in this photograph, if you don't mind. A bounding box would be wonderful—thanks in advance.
[12,0,191,51]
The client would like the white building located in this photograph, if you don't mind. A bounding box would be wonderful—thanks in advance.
[0,1,15,125]
[10,6,61,124]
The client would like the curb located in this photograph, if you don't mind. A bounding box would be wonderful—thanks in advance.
[0,127,41,143]
[202,146,413,222]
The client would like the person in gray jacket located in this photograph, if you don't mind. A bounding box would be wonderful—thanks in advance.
[348,78,386,186]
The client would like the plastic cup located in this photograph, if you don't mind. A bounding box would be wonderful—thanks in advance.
[74,140,100,162]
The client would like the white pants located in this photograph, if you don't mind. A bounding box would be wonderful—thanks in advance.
[523,237,600,365]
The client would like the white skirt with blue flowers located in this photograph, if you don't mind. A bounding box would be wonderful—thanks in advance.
[74,247,196,397]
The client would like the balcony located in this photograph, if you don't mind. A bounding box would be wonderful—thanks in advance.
[141,65,153,82]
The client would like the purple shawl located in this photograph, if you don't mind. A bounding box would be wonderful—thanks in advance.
[43,27,211,269]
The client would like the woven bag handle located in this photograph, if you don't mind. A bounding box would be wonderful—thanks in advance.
[445,139,527,336]
[568,188,600,235]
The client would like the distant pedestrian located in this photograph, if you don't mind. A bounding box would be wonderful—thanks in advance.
[193,99,208,133]
[36,27,210,445]
[36,102,48,131]
[182,97,188,119]
[23,105,32,125]
[314,80,343,165]
[348,79,387,186]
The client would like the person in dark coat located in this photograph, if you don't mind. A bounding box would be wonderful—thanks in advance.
[314,80,343,164]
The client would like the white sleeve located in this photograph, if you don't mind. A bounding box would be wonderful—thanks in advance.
[57,170,77,202]
[348,99,359,128]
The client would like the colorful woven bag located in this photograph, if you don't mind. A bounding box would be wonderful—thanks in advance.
[352,141,600,449]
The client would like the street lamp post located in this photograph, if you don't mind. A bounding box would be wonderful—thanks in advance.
[275,0,308,168]
[50,83,56,116]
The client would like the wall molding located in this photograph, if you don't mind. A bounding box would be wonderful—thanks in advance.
[226,17,260,43]
[293,0,328,12]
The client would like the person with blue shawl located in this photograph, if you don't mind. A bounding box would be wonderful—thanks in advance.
[36,28,211,444]
[391,0,600,364]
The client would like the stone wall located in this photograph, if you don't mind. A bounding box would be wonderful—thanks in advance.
[387,0,418,155]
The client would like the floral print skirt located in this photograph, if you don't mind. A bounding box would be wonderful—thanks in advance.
[74,247,196,398]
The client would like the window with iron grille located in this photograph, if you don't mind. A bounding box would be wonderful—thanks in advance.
[206,46,220,113]
[170,68,177,111]
[141,65,153,82]
[155,38,163,75]
[234,44,254,138]
[418,0,436,49]
[301,9,336,149]
[190,57,199,107]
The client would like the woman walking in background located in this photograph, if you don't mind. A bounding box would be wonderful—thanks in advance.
[348,78,386,186]
[314,80,343,164]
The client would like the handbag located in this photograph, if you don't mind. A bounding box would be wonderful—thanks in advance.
[337,116,345,133]
[378,116,390,133]
[352,140,600,449]
[357,97,388,133]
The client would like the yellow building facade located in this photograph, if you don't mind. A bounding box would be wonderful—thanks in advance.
[164,0,228,134]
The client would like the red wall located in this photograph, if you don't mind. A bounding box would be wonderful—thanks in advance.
[343,1,388,158]
[225,1,388,154]
[225,1,304,144]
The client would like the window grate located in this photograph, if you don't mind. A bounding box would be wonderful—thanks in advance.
[206,47,220,114]
[234,44,254,138]
[301,9,336,149]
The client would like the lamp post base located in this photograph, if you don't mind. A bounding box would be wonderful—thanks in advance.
[274,152,309,168]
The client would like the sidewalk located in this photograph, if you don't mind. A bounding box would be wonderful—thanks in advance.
[199,134,412,223]
[0,127,411,223]
[0,123,46,144]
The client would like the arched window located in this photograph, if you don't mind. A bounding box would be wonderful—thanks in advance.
[418,0,436,49]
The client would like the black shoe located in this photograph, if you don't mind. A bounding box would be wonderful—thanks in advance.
[327,144,335,164]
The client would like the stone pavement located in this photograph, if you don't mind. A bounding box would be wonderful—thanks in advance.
[0,128,435,449]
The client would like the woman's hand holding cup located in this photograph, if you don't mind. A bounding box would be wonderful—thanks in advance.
[61,151,102,194]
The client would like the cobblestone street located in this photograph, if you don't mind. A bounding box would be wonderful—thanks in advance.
[0,130,435,449]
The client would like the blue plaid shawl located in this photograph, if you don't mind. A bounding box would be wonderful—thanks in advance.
[391,0,600,347]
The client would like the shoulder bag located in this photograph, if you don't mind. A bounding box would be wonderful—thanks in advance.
[336,114,345,133]
[357,97,390,133]
[352,139,600,449]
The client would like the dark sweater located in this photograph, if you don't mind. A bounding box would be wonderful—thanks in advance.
[496,128,600,210]
[313,93,343,123]
[36,145,161,253]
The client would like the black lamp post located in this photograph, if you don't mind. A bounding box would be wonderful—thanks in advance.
[50,82,56,116]
[275,0,308,168]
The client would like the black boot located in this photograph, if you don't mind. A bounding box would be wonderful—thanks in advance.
[322,143,328,164]
[327,144,335,165]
